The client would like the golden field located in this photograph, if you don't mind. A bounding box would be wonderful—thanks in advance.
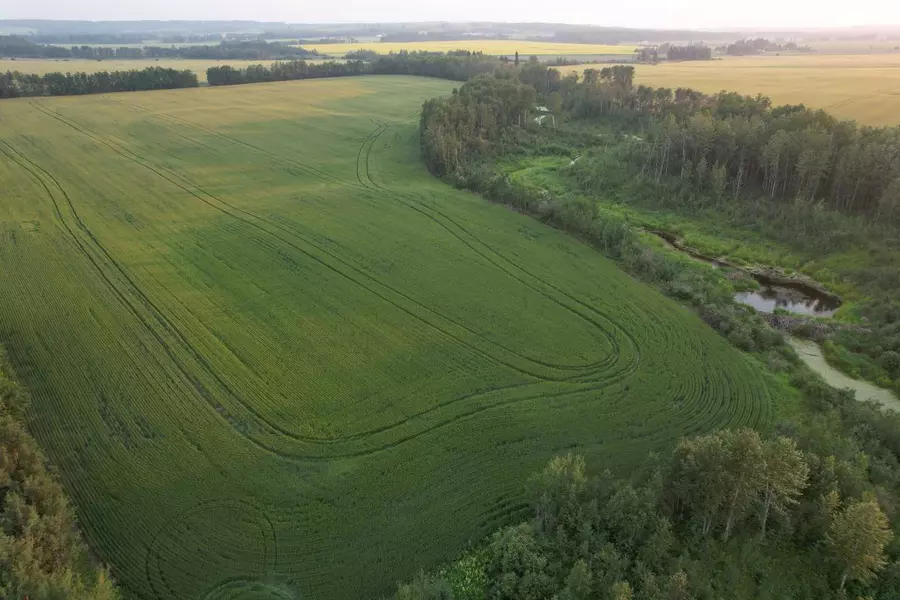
[566,54,900,126]
[307,40,634,57]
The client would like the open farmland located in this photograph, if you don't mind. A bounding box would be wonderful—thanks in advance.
[0,58,331,82]
[308,39,633,57]
[568,54,900,126]
[0,76,775,599]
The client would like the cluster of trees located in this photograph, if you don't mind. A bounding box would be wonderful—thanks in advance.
[0,36,318,61]
[344,49,380,61]
[633,44,711,63]
[665,44,712,61]
[0,348,120,599]
[724,38,812,55]
[480,62,900,225]
[207,52,502,87]
[630,94,900,224]
[421,76,537,176]
[0,67,198,98]
[633,47,660,64]
[397,423,900,599]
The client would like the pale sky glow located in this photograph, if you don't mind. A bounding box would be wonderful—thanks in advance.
[3,0,900,30]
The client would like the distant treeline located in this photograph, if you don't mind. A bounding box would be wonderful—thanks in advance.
[379,32,508,42]
[547,26,737,45]
[0,67,198,98]
[207,51,501,86]
[635,44,712,63]
[724,37,813,55]
[0,347,120,599]
[0,36,318,61]
[666,44,712,61]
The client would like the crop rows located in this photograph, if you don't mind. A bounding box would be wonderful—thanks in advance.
[0,77,775,599]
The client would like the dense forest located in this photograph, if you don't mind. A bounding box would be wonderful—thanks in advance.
[0,347,119,599]
[207,51,502,86]
[0,66,198,98]
[422,60,900,231]
[0,35,318,60]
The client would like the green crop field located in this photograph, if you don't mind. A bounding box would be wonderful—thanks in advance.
[0,76,776,599]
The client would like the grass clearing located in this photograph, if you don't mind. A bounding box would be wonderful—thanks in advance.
[0,75,776,599]
[307,40,634,57]
[565,54,900,126]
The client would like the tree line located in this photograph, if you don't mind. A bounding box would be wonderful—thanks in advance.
[445,61,900,224]
[664,45,712,61]
[0,35,318,61]
[207,51,502,87]
[723,38,813,55]
[0,67,199,98]
[0,347,120,599]
[397,423,899,598]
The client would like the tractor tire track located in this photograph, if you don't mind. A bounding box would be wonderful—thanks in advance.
[25,102,631,458]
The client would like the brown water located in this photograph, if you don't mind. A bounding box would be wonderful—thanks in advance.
[649,230,840,317]
[788,338,900,412]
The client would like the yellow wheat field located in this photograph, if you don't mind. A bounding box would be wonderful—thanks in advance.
[564,54,900,126]
[308,40,634,57]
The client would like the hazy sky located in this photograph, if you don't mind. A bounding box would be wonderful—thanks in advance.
[4,0,900,30]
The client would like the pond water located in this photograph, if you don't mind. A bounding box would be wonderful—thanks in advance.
[788,337,900,412]
[648,229,840,317]
[734,275,841,317]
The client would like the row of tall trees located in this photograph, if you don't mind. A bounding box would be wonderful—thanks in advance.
[633,96,900,222]
[421,75,537,176]
[207,51,503,87]
[497,63,900,223]
[0,67,198,98]
[0,348,120,599]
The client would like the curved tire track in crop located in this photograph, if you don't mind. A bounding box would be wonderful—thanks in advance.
[22,102,639,460]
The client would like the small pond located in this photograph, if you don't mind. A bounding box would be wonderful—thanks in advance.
[734,275,841,318]
[648,229,840,318]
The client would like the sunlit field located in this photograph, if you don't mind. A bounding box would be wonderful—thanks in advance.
[307,39,634,56]
[566,54,900,126]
